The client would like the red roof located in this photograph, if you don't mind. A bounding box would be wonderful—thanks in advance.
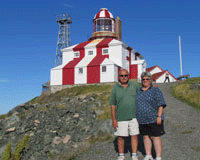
[152,70,178,81]
[88,38,113,67]
[94,8,114,19]
[63,40,91,69]
[152,71,165,81]
[146,65,164,72]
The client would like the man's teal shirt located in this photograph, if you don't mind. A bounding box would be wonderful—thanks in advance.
[109,81,139,121]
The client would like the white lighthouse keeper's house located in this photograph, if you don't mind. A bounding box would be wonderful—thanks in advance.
[50,8,146,87]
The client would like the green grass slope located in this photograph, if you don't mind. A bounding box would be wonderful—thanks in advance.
[171,77,200,110]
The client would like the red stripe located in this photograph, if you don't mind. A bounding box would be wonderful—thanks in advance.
[95,8,103,19]
[127,47,132,76]
[62,40,91,85]
[87,38,113,84]
[130,65,138,79]
[104,10,110,18]
[95,12,100,19]
[118,66,121,81]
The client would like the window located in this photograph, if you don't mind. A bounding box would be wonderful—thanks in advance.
[102,49,108,55]
[102,66,106,72]
[95,19,112,32]
[79,68,83,74]
[88,50,93,55]
[74,52,80,58]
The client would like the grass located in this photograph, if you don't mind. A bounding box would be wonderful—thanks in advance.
[0,114,7,120]
[26,80,139,120]
[181,130,193,134]
[89,134,113,144]
[171,77,200,110]
[27,83,114,105]
[191,146,200,152]
[56,142,90,160]
[26,83,115,120]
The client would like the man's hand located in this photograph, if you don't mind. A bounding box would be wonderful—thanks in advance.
[112,119,118,130]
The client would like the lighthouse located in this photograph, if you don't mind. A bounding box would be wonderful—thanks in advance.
[50,8,146,90]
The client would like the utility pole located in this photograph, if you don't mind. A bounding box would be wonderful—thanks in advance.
[179,35,183,76]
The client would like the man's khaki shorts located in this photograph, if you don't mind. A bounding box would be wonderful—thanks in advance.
[114,118,139,137]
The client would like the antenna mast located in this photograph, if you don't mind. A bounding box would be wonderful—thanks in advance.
[55,13,72,66]
[179,35,183,76]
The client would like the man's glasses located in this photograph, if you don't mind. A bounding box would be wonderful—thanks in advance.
[120,75,128,77]
[142,78,150,81]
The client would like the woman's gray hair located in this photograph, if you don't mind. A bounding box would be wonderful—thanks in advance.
[141,72,152,80]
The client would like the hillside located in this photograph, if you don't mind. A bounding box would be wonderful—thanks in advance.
[0,83,115,160]
[0,78,200,160]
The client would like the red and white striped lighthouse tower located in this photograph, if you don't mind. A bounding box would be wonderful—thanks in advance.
[50,8,146,89]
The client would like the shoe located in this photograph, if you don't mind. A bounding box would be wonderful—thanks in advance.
[132,157,138,160]
[117,156,125,160]
[144,156,153,160]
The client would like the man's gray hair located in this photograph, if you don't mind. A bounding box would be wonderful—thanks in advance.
[141,72,152,80]
[119,68,129,75]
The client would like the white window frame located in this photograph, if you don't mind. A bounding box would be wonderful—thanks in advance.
[74,52,80,58]
[88,50,93,55]
[102,48,108,55]
[79,68,83,74]
[102,66,106,72]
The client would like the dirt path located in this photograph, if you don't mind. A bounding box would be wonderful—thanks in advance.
[75,82,200,160]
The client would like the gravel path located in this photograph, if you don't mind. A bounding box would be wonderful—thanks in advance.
[74,82,200,160]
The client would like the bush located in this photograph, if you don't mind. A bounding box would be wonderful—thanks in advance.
[1,135,30,160]
[1,142,12,160]
[13,135,30,160]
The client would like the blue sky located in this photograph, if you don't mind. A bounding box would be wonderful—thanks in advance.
[0,0,199,115]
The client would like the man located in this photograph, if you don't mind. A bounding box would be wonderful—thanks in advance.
[164,72,170,83]
[110,69,140,160]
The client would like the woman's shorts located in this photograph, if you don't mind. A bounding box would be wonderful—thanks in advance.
[139,121,165,137]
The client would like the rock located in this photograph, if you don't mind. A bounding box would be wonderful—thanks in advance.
[62,135,71,144]
[53,136,62,145]
[6,127,16,133]
[73,113,79,118]
[44,135,53,145]
[2,112,20,129]
[94,110,104,116]
[34,120,40,124]
[78,95,87,100]
[96,119,114,136]
[0,94,105,160]
[0,144,7,157]
[72,143,78,148]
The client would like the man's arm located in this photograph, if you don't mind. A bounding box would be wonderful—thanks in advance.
[111,105,118,130]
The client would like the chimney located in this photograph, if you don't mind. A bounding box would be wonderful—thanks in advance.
[115,16,122,41]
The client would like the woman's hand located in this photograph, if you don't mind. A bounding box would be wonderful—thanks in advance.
[156,117,162,125]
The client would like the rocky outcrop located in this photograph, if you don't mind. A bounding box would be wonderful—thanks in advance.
[0,94,114,160]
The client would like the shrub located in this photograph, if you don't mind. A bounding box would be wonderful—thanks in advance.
[13,135,30,160]
[1,142,12,160]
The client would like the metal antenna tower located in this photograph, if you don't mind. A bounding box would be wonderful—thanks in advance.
[55,13,72,66]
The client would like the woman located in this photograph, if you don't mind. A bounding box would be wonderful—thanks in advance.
[136,72,166,160]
